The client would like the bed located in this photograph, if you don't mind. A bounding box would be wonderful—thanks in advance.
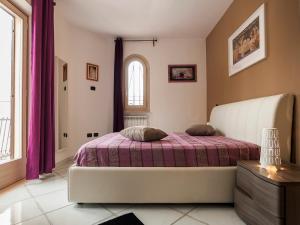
[75,133,260,167]
[68,93,294,203]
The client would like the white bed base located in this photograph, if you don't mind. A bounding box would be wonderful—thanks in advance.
[69,166,236,203]
[68,93,294,203]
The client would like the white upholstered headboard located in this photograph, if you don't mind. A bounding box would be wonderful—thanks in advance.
[209,94,294,162]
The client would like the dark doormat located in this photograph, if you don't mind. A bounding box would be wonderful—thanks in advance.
[99,213,144,225]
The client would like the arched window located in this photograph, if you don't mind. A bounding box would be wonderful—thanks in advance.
[124,55,149,112]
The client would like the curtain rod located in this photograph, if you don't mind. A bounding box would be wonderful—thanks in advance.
[115,38,158,47]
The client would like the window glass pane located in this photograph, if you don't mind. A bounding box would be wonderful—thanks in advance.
[0,7,14,160]
[128,61,144,106]
[0,8,13,117]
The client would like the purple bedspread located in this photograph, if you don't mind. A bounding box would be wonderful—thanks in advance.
[74,133,260,167]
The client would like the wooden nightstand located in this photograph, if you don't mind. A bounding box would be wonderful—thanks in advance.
[234,160,300,225]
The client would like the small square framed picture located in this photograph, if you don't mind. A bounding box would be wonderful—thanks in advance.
[86,63,99,81]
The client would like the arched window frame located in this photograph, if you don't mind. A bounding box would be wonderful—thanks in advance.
[123,54,150,113]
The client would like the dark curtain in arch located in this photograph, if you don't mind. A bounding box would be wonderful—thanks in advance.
[113,38,124,132]
[27,0,55,179]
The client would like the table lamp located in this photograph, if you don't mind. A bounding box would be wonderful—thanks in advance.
[260,128,281,169]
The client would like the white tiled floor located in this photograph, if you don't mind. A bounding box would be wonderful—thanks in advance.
[0,160,246,225]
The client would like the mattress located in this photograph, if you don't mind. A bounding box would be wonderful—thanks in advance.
[75,132,260,167]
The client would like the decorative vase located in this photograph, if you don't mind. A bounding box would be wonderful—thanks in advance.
[260,128,281,169]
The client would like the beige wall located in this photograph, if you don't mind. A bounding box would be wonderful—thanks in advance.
[54,4,207,161]
[54,5,114,161]
[207,0,300,164]
[124,38,207,133]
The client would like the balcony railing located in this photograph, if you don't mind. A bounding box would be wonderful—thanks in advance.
[0,117,11,161]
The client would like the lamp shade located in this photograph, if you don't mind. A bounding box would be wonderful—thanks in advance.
[260,128,281,168]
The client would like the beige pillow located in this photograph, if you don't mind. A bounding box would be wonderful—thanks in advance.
[120,126,168,142]
[185,124,215,136]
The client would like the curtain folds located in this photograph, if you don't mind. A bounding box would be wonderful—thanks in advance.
[27,0,55,179]
[113,37,124,132]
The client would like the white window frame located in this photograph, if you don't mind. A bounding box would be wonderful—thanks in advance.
[123,54,149,113]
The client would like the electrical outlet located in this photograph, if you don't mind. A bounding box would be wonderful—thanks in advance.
[90,86,96,91]
[93,132,99,137]
[87,133,92,138]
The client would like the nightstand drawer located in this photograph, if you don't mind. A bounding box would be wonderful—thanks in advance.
[234,188,284,225]
[236,166,284,217]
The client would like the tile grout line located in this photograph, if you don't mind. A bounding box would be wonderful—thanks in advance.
[100,206,118,216]
[27,185,74,224]
[36,165,74,225]
[3,160,238,225]
[101,205,135,216]
[21,184,53,225]
[185,214,210,225]
[10,184,36,225]
[170,207,210,225]
[23,173,72,225]
[169,214,187,225]
[2,163,71,225]
[27,186,67,198]
[40,202,76,215]
[92,214,115,225]
[183,207,210,225]
[0,181,32,210]
[167,205,196,215]
[169,207,198,225]
[0,196,32,212]
[75,203,122,225]
[25,172,68,198]
[54,165,71,180]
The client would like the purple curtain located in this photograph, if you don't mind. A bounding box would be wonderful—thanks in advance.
[27,0,55,179]
[113,38,124,132]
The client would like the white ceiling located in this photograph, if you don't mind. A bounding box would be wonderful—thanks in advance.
[58,0,233,38]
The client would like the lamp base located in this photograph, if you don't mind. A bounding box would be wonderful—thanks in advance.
[260,163,281,172]
[260,156,281,168]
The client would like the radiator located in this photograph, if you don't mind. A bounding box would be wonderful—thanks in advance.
[124,115,149,128]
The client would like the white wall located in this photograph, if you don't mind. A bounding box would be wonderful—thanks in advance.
[54,5,114,162]
[55,5,207,162]
[124,38,207,132]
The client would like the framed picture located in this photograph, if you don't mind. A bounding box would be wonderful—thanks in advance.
[168,65,197,82]
[86,63,99,81]
[228,4,266,76]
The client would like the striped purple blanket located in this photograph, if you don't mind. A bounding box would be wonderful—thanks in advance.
[74,133,260,167]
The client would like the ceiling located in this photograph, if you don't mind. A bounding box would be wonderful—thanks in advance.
[58,0,233,38]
